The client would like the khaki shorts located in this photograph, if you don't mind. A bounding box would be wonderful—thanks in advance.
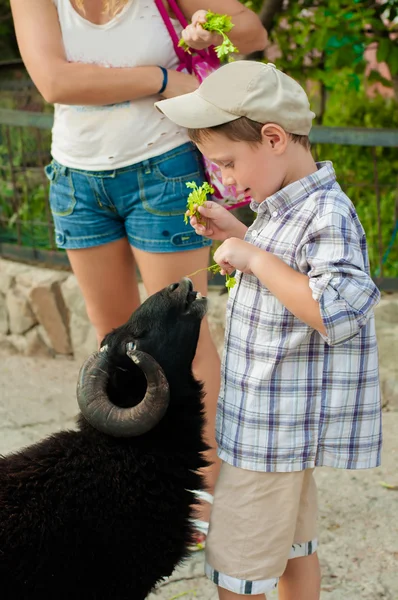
[205,462,318,595]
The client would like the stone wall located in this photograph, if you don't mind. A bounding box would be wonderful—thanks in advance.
[0,258,228,364]
[0,258,396,410]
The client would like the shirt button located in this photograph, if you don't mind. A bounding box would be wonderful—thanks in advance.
[251,230,258,237]
[272,210,278,218]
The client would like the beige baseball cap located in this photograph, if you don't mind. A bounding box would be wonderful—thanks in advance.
[155,60,315,135]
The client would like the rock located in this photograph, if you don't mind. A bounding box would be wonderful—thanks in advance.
[0,272,13,292]
[0,258,31,278]
[374,295,398,326]
[15,266,68,289]
[380,371,398,411]
[68,312,97,363]
[29,281,72,355]
[0,293,9,335]
[6,285,37,334]
[25,327,54,358]
[60,275,89,321]
[37,325,54,350]
[0,333,19,355]
[6,333,28,354]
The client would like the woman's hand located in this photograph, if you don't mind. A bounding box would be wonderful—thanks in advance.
[180,10,222,51]
[160,70,199,99]
[189,201,247,241]
[177,0,268,55]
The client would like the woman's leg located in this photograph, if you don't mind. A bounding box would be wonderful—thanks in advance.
[67,238,141,345]
[133,245,222,524]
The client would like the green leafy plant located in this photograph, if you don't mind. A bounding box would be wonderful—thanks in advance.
[187,263,237,290]
[184,180,214,224]
[268,0,398,107]
[178,11,239,59]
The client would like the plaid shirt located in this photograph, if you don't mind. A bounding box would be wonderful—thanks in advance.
[217,162,382,472]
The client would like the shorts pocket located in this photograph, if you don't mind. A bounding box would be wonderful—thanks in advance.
[152,146,202,183]
[45,161,76,217]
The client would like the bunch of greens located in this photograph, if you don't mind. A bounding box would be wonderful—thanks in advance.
[184,180,214,224]
[187,263,237,291]
[178,11,238,59]
[184,180,237,290]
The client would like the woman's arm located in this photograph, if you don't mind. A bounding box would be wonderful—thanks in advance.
[10,0,198,105]
[178,0,268,54]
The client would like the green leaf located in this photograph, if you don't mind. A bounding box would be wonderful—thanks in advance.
[184,181,214,224]
[389,46,398,76]
[179,11,238,57]
[377,38,391,63]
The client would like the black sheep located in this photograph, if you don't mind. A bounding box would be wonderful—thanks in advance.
[0,278,209,600]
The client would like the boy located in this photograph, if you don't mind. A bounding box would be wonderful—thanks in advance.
[155,61,382,600]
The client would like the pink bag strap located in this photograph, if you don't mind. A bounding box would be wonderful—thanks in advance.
[154,0,218,68]
[153,0,191,67]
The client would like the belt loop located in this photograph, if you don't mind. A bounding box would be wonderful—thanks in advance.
[59,165,68,176]
[143,160,151,175]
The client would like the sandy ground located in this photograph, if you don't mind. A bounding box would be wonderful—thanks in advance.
[0,353,397,599]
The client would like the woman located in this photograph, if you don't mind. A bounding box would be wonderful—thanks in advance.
[10,0,267,547]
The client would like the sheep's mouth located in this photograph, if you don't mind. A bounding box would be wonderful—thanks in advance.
[184,289,204,312]
[176,278,207,317]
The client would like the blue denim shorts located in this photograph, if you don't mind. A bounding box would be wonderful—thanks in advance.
[44,142,212,253]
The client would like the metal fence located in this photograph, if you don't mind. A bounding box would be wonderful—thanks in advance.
[0,106,397,289]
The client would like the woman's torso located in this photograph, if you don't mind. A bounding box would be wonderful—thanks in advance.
[51,0,190,170]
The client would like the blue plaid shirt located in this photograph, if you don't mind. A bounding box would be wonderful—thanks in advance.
[217,162,382,472]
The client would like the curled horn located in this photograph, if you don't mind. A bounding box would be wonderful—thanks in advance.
[76,343,170,437]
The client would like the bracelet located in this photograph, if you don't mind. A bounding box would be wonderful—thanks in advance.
[157,66,168,94]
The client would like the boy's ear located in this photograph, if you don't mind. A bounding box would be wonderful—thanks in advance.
[261,124,288,153]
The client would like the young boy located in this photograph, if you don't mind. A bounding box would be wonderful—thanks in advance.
[155,61,382,600]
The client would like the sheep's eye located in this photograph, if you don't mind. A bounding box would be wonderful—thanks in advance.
[126,341,136,352]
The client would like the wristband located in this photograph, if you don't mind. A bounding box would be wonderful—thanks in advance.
[158,66,168,94]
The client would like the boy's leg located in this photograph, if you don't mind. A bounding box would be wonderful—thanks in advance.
[279,470,321,600]
[278,553,321,600]
[205,464,318,599]
[218,590,265,600]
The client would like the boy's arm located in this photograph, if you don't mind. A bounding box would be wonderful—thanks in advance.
[215,207,380,345]
[297,210,380,346]
[249,250,327,335]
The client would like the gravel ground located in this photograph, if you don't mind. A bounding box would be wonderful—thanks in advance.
[1,353,397,599]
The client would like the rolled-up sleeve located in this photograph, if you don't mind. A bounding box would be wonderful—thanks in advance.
[300,210,381,346]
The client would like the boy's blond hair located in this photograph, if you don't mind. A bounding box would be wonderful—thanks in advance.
[188,117,311,150]
[75,0,128,16]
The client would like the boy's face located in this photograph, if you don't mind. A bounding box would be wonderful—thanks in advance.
[196,131,287,204]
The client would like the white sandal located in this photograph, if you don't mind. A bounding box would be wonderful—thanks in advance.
[189,490,214,551]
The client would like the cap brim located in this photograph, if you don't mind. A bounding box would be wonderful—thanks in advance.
[155,90,239,129]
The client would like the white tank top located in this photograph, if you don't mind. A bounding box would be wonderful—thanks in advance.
[51,0,190,170]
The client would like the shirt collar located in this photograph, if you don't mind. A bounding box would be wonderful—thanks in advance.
[250,161,336,216]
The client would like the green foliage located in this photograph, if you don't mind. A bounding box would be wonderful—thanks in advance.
[270,0,398,95]
[314,86,398,278]
[184,180,214,224]
[186,263,237,290]
[0,124,53,250]
[0,0,19,60]
[178,11,238,58]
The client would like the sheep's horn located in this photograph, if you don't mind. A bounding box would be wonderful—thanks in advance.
[76,344,169,437]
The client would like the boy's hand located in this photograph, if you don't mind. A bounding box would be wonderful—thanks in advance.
[180,10,221,50]
[214,238,263,275]
[189,201,247,241]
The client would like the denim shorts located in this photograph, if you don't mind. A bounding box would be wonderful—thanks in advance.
[44,142,212,253]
